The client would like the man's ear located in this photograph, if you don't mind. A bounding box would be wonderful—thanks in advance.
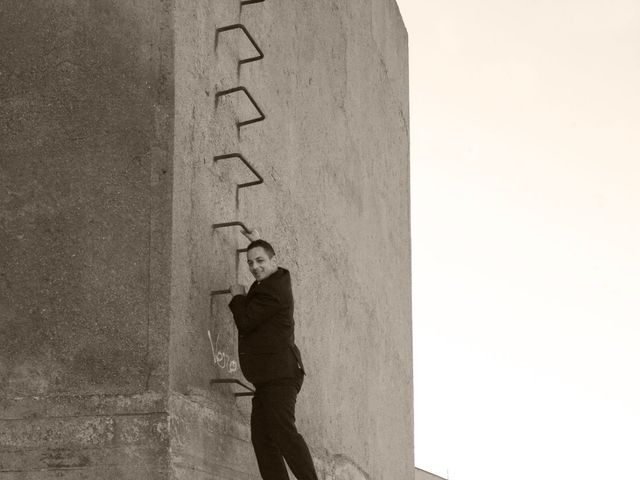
[271,255,278,266]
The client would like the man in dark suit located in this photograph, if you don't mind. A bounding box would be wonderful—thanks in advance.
[229,237,319,480]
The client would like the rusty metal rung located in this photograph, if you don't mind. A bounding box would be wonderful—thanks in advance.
[210,378,255,397]
[212,153,264,190]
[215,86,265,128]
[211,289,231,296]
[212,221,251,233]
[215,24,264,69]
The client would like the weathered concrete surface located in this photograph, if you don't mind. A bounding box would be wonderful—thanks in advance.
[0,393,169,479]
[0,0,173,477]
[1,0,411,478]
[170,0,411,479]
[0,0,173,396]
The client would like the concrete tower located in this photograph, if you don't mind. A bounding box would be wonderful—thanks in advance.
[0,1,411,478]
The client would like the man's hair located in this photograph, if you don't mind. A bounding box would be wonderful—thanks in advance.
[247,239,276,258]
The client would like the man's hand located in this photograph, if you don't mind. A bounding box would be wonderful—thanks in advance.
[230,284,246,296]
[241,227,261,242]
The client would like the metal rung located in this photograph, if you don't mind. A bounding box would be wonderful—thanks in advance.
[212,153,264,190]
[211,289,231,296]
[215,24,264,70]
[212,220,251,233]
[210,378,255,397]
[215,86,265,129]
[240,0,265,6]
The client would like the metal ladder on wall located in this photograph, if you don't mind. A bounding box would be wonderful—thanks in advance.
[209,0,267,398]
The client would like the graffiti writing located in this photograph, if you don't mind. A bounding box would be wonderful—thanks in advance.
[208,330,238,374]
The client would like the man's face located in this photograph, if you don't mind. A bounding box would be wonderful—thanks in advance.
[247,247,278,281]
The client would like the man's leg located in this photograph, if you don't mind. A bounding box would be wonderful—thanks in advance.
[251,391,290,480]
[260,384,319,480]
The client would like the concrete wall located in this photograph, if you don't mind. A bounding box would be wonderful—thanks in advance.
[1,0,411,479]
[416,468,447,480]
[0,1,173,477]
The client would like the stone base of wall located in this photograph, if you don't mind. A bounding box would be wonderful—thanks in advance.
[0,393,169,479]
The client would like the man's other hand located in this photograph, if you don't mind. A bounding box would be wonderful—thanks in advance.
[230,284,247,296]
[241,228,261,242]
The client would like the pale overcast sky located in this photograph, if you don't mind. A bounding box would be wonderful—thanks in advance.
[395,1,640,479]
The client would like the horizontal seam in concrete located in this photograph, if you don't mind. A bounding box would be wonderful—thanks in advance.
[171,459,252,478]
[171,392,222,410]
[0,442,169,456]
[0,463,162,473]
[1,468,88,473]
[0,411,168,422]
[6,392,163,400]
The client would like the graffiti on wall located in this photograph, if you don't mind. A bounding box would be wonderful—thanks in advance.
[207,330,238,374]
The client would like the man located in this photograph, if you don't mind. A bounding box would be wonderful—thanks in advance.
[229,235,319,480]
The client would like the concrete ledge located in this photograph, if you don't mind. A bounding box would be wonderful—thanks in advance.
[0,392,166,420]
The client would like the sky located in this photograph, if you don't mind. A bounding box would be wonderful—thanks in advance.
[394,1,640,479]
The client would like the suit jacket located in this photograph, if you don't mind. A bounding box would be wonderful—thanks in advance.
[228,267,305,386]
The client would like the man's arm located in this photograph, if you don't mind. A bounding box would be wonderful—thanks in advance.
[241,228,260,241]
[229,289,282,334]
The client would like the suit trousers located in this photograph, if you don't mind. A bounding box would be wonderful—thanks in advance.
[251,373,318,480]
